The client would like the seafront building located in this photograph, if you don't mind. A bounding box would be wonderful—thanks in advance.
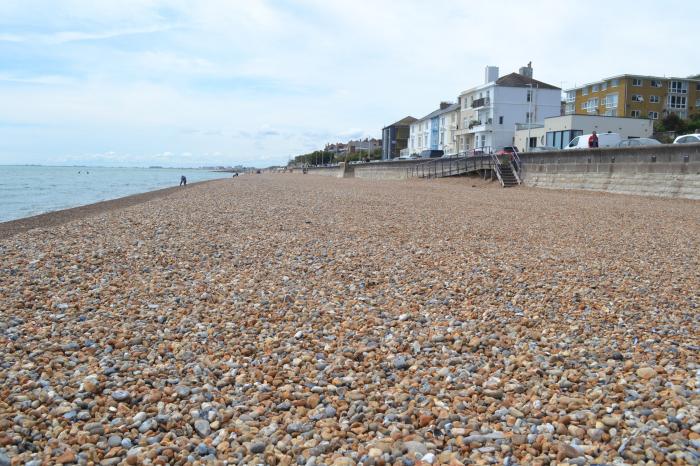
[454,64,562,153]
[381,116,417,160]
[513,114,654,151]
[565,74,700,120]
[408,102,461,156]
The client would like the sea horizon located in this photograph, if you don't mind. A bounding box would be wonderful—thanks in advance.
[0,163,236,169]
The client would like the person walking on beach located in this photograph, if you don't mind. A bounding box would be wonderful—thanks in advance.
[588,131,599,148]
[180,175,187,186]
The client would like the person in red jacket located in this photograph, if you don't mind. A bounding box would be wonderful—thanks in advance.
[588,131,599,148]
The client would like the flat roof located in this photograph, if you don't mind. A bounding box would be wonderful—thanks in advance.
[566,73,700,92]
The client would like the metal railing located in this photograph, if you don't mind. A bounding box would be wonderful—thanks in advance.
[471,97,490,108]
[407,155,494,179]
[457,146,494,157]
[510,150,522,184]
[489,153,505,186]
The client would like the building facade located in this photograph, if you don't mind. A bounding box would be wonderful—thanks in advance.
[381,116,417,159]
[565,74,700,121]
[454,64,562,153]
[408,102,460,155]
[514,114,654,151]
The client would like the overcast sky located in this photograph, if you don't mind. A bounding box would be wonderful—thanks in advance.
[0,0,698,167]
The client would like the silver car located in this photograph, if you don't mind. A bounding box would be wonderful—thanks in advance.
[617,138,662,147]
[673,134,700,144]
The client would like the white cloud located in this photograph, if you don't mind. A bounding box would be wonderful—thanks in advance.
[0,0,698,166]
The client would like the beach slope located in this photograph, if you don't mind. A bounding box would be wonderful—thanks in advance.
[0,175,698,465]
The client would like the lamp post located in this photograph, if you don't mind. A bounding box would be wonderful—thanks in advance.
[526,83,533,152]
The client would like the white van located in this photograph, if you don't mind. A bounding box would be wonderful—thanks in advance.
[564,132,622,150]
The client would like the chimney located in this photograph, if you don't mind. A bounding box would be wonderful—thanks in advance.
[519,61,533,78]
[485,66,499,84]
[439,101,451,110]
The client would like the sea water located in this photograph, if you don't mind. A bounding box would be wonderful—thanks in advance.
[0,165,232,222]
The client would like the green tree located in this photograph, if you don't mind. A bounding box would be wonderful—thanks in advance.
[655,113,686,134]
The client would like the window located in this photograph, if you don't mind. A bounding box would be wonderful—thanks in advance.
[585,98,599,113]
[592,84,599,92]
[650,80,662,88]
[525,112,534,123]
[604,109,615,116]
[601,82,607,91]
[631,110,640,117]
[648,111,659,119]
[668,95,687,108]
[526,89,532,102]
[565,103,575,114]
[499,116,504,124]
[611,79,619,87]
[649,95,659,103]
[582,87,588,96]
[631,94,644,102]
[632,78,643,86]
[669,80,688,93]
[697,83,700,91]
[672,110,688,119]
[696,98,700,107]
[605,93,619,108]
[566,91,576,102]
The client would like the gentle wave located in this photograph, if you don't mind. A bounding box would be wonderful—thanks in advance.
[0,166,232,222]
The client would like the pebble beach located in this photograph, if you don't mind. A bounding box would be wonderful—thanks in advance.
[1,174,698,465]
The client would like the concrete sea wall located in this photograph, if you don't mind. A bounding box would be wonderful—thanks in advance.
[302,160,421,180]
[297,144,700,199]
[519,144,700,199]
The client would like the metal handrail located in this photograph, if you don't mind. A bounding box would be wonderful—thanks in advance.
[490,153,504,186]
[407,155,496,180]
[510,149,523,184]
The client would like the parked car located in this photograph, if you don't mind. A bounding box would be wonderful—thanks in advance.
[564,132,622,149]
[419,149,444,158]
[617,138,662,147]
[495,146,518,156]
[673,134,700,144]
[529,146,558,152]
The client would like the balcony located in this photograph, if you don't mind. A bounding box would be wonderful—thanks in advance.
[466,119,493,133]
[471,97,490,108]
[515,123,544,131]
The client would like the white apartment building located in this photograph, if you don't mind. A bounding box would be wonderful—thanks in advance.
[408,102,460,155]
[454,64,562,153]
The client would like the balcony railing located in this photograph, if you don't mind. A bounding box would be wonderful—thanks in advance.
[467,118,493,131]
[515,123,544,131]
[471,97,490,108]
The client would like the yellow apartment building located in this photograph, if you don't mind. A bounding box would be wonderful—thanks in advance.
[565,74,700,121]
